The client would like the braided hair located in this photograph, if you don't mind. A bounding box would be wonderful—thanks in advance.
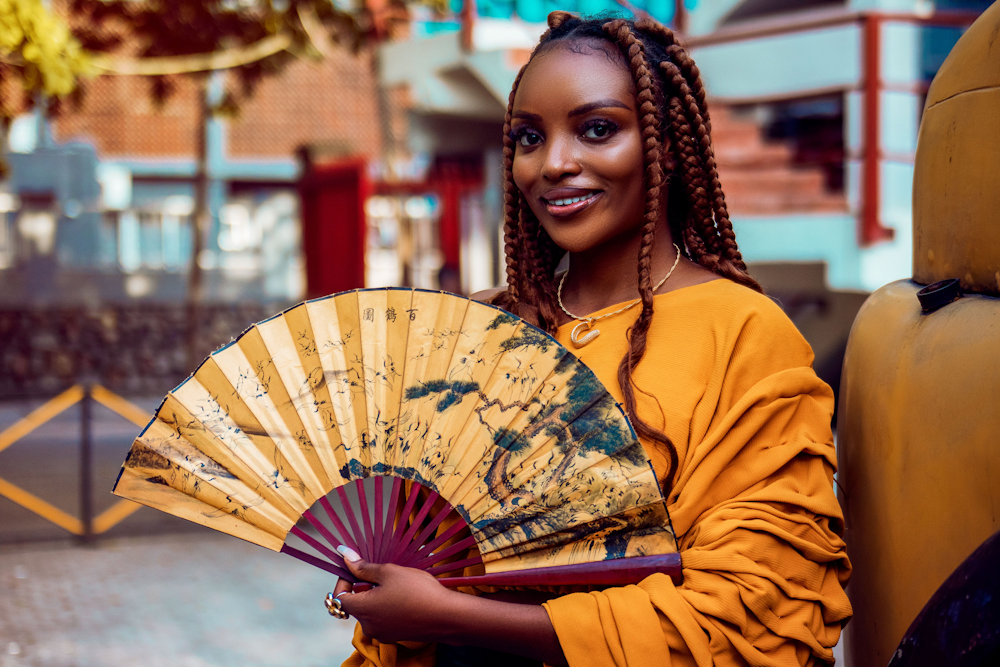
[490,11,761,496]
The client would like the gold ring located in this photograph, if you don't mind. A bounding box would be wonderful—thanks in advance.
[325,592,349,620]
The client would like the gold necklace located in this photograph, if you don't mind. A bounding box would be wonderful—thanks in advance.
[558,243,681,348]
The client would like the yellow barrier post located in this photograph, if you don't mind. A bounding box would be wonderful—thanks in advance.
[89,385,150,534]
[80,383,94,542]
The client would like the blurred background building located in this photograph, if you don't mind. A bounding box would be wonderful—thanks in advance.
[0,0,992,405]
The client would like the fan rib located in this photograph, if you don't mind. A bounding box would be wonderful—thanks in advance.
[301,509,352,554]
[388,490,439,563]
[280,544,355,581]
[385,482,423,562]
[413,534,479,570]
[397,500,459,565]
[405,517,473,568]
[289,525,350,571]
[379,477,403,561]
[318,496,360,556]
[373,478,385,563]
[336,487,370,561]
[424,555,484,577]
[355,480,374,560]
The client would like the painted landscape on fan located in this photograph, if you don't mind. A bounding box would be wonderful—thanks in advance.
[114,288,678,579]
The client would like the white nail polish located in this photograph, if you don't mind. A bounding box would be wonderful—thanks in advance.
[337,545,361,562]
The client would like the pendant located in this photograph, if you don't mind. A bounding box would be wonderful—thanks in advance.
[570,320,600,347]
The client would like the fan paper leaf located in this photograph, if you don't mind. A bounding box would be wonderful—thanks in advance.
[114,289,678,575]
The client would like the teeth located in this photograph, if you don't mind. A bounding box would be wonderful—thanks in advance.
[550,194,593,206]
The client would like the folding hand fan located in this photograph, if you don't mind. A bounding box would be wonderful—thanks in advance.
[113,288,680,590]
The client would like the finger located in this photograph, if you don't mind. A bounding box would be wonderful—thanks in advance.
[337,545,384,584]
[332,577,353,598]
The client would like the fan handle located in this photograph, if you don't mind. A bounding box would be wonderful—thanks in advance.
[346,553,682,592]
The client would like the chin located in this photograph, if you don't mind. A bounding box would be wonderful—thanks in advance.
[540,220,640,256]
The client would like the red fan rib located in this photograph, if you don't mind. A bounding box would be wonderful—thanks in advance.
[425,555,484,577]
[289,525,350,571]
[302,509,351,553]
[355,479,374,560]
[407,518,475,568]
[318,496,360,555]
[385,481,422,560]
[397,501,459,565]
[336,486,370,561]
[373,477,385,562]
[379,477,403,561]
[388,489,439,562]
[413,533,479,570]
[280,544,355,581]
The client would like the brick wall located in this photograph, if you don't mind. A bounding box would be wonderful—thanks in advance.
[52,46,384,162]
[226,49,384,159]
[54,75,202,158]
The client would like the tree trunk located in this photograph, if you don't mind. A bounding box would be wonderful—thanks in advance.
[186,78,209,370]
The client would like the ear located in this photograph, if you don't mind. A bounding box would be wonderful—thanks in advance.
[660,136,676,176]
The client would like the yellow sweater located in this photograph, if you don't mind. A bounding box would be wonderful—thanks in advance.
[345,279,852,667]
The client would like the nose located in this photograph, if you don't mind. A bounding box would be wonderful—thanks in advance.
[540,134,582,182]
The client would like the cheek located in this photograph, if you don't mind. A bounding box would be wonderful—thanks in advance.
[512,153,544,216]
[601,136,646,186]
[511,151,534,193]
[594,138,647,218]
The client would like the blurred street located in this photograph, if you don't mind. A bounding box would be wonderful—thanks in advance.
[0,532,357,667]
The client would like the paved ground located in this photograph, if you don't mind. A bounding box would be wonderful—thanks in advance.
[0,533,357,667]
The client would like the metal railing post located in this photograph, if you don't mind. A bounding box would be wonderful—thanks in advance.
[80,383,94,542]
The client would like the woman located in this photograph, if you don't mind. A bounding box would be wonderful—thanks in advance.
[333,12,851,666]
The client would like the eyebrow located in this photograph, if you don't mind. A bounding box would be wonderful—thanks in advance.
[511,98,634,123]
[569,99,632,116]
[511,110,542,122]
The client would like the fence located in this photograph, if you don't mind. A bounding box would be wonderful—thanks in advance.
[0,384,151,541]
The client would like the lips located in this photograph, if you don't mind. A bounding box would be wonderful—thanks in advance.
[541,189,603,218]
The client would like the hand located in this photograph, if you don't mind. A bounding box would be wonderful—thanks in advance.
[331,546,462,644]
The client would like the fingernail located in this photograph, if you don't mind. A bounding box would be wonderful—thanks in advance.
[337,545,361,562]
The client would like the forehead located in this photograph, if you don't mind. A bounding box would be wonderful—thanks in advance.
[513,42,636,114]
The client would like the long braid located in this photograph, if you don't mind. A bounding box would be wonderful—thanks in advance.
[602,19,677,492]
[520,209,562,333]
[661,48,759,289]
[659,61,724,257]
[632,18,760,290]
[495,62,530,315]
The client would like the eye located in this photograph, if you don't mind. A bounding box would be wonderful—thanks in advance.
[519,132,542,147]
[582,120,618,140]
[511,128,542,147]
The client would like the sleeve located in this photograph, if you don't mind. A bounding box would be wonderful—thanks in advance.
[542,309,853,667]
[341,625,435,667]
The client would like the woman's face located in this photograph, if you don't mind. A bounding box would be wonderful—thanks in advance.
[511,42,647,255]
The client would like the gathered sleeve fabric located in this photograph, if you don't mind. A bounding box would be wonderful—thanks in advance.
[543,282,852,667]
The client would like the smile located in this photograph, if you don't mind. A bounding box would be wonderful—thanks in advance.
[542,191,602,217]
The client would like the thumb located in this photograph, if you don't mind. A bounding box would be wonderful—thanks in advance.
[337,545,383,584]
